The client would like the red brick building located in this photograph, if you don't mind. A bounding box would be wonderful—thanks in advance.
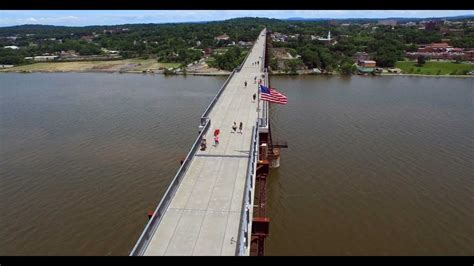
[466,50,474,61]
[418,43,452,53]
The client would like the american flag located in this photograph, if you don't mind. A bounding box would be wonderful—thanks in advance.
[260,85,288,105]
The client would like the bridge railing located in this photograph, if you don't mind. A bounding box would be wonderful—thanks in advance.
[236,119,259,256]
[237,49,251,72]
[130,118,211,256]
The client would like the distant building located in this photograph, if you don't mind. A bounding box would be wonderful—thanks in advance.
[318,31,331,41]
[215,34,230,41]
[202,48,213,56]
[354,52,369,63]
[24,55,58,61]
[378,20,397,26]
[3,46,19,49]
[466,50,474,61]
[60,50,78,57]
[101,48,119,55]
[403,21,417,27]
[238,41,253,47]
[422,20,442,31]
[357,60,376,74]
[360,60,376,68]
[418,43,452,53]
[317,31,335,45]
[81,35,94,43]
[0,64,14,68]
[103,29,120,34]
[270,32,288,42]
[441,28,465,36]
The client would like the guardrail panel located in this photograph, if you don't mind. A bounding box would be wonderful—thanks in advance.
[130,119,210,256]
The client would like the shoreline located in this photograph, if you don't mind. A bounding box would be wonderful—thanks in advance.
[1,68,473,78]
[0,69,232,76]
[379,73,474,78]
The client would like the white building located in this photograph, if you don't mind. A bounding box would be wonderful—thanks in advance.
[318,31,331,42]
[24,56,58,61]
[4,46,19,50]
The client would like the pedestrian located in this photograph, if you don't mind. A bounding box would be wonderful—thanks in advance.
[214,128,220,137]
[214,135,219,146]
[200,138,207,151]
[253,93,256,102]
[232,122,237,133]
[239,122,243,133]
[244,81,247,88]
[254,76,257,83]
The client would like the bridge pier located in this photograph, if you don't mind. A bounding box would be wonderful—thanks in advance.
[268,148,280,168]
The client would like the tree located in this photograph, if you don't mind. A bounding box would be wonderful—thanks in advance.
[453,55,463,63]
[417,55,426,66]
[340,62,355,75]
[286,58,303,74]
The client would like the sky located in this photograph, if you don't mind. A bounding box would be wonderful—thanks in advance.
[0,10,473,27]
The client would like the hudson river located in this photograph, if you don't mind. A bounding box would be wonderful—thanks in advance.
[1,73,472,255]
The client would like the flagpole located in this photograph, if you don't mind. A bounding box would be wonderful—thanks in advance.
[257,83,260,113]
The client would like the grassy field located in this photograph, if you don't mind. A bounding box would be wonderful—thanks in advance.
[0,59,180,73]
[395,61,474,75]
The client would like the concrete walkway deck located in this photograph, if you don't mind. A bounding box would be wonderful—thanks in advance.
[143,29,267,256]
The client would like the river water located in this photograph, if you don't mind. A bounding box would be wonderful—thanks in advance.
[0,73,472,255]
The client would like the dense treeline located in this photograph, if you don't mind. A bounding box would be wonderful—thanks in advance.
[208,46,248,71]
[267,19,472,69]
[0,17,472,70]
[0,18,271,65]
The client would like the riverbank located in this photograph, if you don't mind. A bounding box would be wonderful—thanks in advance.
[270,70,474,78]
[380,73,474,78]
[395,61,474,76]
[0,59,232,76]
[2,60,473,78]
[0,59,180,74]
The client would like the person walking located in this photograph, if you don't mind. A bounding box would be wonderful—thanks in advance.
[232,122,237,133]
[214,135,219,146]
[244,81,247,88]
[252,93,256,102]
[200,138,207,151]
[239,122,243,134]
[254,76,257,84]
[214,128,220,137]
